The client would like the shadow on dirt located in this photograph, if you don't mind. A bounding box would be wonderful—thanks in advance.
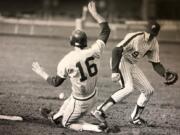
[38,96,59,100]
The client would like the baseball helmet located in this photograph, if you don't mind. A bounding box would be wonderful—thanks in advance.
[146,21,160,36]
[70,29,87,49]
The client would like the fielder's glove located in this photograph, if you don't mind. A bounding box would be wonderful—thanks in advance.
[164,70,178,85]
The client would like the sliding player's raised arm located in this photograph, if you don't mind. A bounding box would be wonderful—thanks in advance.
[88,1,110,44]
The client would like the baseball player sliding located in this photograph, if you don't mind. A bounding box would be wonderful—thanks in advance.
[32,1,110,132]
[92,21,178,126]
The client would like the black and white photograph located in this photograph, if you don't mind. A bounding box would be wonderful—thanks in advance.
[0,0,180,134]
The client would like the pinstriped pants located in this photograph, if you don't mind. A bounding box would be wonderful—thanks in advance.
[111,57,154,105]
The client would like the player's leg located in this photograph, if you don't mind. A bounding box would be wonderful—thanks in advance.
[68,120,106,132]
[53,97,71,120]
[40,96,71,125]
[130,65,154,125]
[92,58,134,122]
[62,95,107,132]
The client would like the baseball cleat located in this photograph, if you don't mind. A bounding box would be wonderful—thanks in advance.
[98,122,110,133]
[39,108,62,125]
[129,117,147,126]
[91,110,107,123]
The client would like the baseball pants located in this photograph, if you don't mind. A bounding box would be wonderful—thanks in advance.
[111,57,154,107]
[58,91,98,127]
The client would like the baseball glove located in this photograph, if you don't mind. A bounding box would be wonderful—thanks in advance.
[164,70,178,85]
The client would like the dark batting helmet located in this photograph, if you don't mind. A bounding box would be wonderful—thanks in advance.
[70,29,87,49]
[146,21,160,36]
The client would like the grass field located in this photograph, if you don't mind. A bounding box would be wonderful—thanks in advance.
[0,35,180,135]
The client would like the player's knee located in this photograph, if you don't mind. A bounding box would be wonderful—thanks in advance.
[62,118,69,127]
[61,121,66,127]
[125,84,134,94]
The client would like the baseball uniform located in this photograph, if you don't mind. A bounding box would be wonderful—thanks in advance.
[56,39,105,126]
[112,31,159,104]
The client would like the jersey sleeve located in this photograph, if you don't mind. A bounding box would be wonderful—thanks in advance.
[147,39,160,63]
[89,39,105,58]
[98,22,110,44]
[116,33,134,47]
[57,57,68,78]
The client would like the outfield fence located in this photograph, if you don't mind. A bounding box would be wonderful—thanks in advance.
[0,16,180,43]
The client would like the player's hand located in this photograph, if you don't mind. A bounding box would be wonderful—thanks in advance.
[32,62,44,75]
[88,1,97,16]
[32,62,49,80]
[88,1,106,23]
[111,73,120,83]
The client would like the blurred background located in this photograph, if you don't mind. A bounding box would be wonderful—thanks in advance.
[0,0,180,20]
[0,0,180,42]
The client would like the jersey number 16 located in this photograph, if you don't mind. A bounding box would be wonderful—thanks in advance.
[76,56,98,82]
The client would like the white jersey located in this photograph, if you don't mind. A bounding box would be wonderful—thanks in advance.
[57,40,105,99]
[117,32,160,64]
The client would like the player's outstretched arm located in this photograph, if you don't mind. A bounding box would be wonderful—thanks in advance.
[88,1,110,44]
[88,1,106,23]
[151,62,178,85]
[32,62,65,87]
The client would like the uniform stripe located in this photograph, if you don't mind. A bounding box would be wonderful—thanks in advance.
[73,90,96,101]
[133,65,153,94]
[122,32,144,47]
[121,58,131,84]
[134,70,146,93]
[119,69,125,88]
[111,59,134,103]
[65,99,76,126]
